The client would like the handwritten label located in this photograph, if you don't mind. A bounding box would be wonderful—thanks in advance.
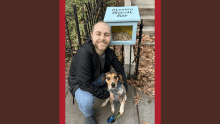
[112,8,133,17]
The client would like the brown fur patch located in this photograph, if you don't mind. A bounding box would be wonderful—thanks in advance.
[117,72,125,83]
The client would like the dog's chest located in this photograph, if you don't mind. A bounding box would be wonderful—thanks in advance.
[117,88,124,95]
[109,84,125,96]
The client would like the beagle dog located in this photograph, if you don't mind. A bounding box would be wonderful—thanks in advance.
[101,71,127,115]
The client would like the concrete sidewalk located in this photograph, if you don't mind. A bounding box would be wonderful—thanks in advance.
[65,80,154,124]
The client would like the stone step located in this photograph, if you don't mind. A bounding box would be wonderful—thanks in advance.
[131,0,155,5]
[140,15,154,20]
[136,4,155,9]
[137,15,155,26]
[137,26,155,36]
[139,8,155,15]
[138,20,154,26]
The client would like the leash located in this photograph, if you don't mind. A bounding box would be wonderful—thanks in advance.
[106,93,121,124]
[106,80,124,124]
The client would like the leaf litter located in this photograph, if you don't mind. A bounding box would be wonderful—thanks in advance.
[114,34,155,105]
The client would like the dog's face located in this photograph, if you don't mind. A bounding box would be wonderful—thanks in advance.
[102,71,124,89]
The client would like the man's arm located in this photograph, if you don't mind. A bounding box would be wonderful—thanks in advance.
[111,51,128,92]
[74,49,110,99]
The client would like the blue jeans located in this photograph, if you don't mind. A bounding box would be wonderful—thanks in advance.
[75,73,107,117]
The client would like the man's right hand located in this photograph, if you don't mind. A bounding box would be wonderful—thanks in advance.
[109,92,115,101]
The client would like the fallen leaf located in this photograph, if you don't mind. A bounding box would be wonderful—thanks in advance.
[143,121,149,124]
[152,90,155,96]
[148,99,153,103]
[133,93,143,105]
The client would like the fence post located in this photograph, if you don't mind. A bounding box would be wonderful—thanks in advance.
[101,0,104,20]
[65,17,74,57]
[135,19,144,79]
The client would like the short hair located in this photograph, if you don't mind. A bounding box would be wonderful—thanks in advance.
[91,21,111,34]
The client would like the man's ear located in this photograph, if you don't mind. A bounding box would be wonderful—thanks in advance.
[117,72,125,83]
[90,32,93,38]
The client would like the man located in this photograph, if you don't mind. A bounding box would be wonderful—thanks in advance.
[68,21,128,124]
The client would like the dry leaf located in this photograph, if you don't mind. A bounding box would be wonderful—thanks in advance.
[136,87,142,92]
[133,93,143,105]
[143,121,149,124]
[136,93,140,98]
[152,90,155,96]
[148,99,153,103]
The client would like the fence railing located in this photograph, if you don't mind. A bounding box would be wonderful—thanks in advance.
[65,4,82,57]
[82,0,104,40]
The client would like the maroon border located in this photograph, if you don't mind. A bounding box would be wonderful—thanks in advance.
[60,0,65,123]
[155,0,161,124]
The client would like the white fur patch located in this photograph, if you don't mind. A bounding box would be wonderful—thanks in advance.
[101,98,109,107]
[119,103,125,115]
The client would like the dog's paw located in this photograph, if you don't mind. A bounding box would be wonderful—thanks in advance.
[101,98,109,107]
[111,107,115,113]
[120,103,125,115]
[101,102,107,107]
[119,108,124,115]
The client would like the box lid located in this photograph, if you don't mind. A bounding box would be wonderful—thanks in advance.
[104,6,140,22]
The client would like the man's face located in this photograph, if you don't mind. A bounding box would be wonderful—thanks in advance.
[91,22,111,51]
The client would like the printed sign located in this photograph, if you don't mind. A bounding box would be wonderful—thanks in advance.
[112,8,133,17]
[104,6,140,22]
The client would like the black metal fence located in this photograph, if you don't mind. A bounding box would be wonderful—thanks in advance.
[82,0,105,40]
[65,4,82,57]
[65,0,144,79]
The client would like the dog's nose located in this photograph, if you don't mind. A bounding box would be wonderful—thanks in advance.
[111,83,115,87]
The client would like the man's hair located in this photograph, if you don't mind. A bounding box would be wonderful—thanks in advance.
[91,21,112,34]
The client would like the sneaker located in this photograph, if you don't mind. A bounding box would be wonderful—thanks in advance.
[85,115,97,124]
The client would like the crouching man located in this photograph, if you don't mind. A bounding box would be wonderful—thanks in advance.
[68,21,128,124]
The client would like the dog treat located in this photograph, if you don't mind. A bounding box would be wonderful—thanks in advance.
[112,31,132,41]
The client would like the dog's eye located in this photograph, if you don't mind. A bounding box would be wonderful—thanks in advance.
[107,77,110,80]
[114,76,117,79]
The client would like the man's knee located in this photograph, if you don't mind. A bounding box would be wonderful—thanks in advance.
[75,88,95,108]
[81,96,94,107]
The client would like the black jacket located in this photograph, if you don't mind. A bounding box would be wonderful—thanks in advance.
[68,39,128,104]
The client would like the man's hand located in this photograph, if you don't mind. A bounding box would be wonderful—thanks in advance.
[109,92,115,101]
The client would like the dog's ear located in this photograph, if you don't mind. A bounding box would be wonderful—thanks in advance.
[117,72,125,83]
[102,74,106,83]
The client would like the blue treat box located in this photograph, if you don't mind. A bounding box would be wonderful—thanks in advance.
[104,6,140,45]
